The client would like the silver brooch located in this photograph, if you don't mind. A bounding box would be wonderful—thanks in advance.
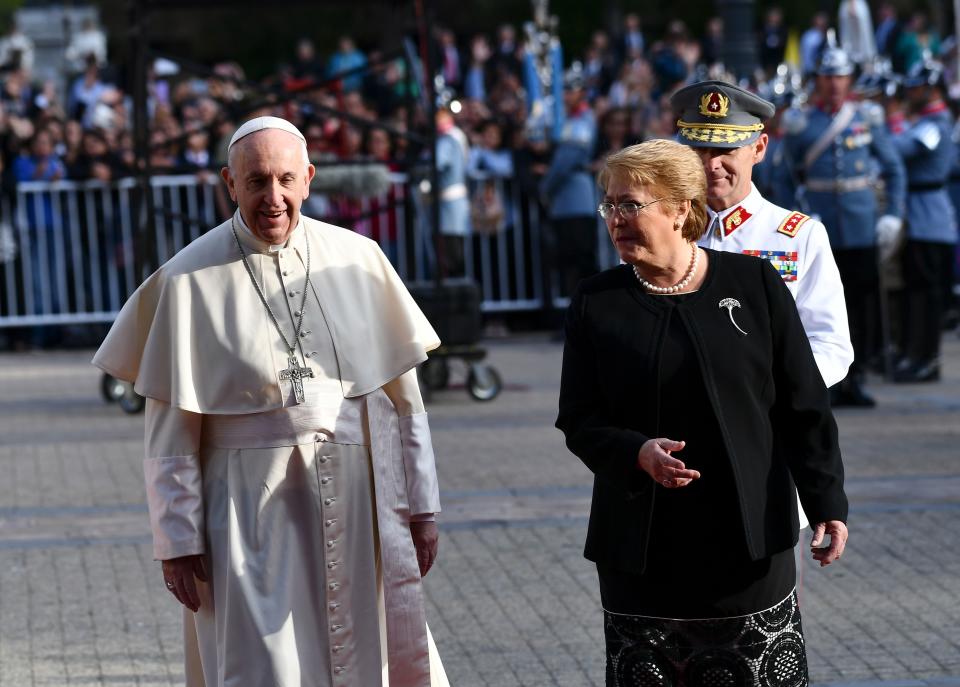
[719,298,748,335]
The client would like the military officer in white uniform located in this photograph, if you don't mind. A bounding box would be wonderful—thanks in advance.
[671,81,854,551]
[671,80,854,389]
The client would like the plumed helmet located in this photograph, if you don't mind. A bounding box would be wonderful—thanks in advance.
[817,47,855,76]
[903,59,945,90]
[563,61,585,90]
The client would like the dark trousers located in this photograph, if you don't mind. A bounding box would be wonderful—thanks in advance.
[833,247,880,377]
[438,234,466,279]
[552,215,599,298]
[900,240,955,362]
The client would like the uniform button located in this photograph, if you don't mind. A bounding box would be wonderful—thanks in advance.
[304,352,312,358]
[283,270,290,276]
[331,624,343,632]
[329,602,340,610]
[325,518,338,527]
[325,497,337,506]
[332,645,344,653]
[327,539,336,548]
[334,667,345,674]
[288,290,297,297]
[329,582,340,590]
[321,476,332,485]
[327,560,339,569]
[299,330,309,338]
[293,310,302,317]
[319,455,330,463]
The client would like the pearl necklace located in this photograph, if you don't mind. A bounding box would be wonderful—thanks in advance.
[632,244,699,294]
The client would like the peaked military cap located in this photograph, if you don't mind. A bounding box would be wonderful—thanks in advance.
[670,80,775,148]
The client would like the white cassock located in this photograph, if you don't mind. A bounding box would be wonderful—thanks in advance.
[94,212,449,687]
[699,183,854,529]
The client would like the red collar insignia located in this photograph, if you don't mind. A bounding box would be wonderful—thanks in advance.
[920,100,948,117]
[722,206,753,236]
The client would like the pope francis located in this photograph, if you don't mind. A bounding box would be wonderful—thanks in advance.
[93,116,449,687]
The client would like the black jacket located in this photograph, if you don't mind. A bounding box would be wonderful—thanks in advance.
[556,249,848,573]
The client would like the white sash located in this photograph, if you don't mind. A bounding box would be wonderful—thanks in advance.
[366,390,432,687]
[803,102,857,171]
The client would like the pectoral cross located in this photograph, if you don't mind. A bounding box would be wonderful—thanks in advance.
[279,354,314,404]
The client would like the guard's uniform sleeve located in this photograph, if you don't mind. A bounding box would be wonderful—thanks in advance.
[796,221,854,387]
[143,398,205,560]
[381,368,441,519]
[870,119,907,217]
[893,128,924,159]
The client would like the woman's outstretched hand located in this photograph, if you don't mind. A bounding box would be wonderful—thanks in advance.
[637,438,701,489]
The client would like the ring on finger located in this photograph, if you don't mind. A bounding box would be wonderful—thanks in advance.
[662,478,670,487]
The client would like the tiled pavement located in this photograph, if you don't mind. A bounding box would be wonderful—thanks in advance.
[0,334,958,686]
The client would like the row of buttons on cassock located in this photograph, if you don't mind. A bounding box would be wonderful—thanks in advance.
[318,447,349,679]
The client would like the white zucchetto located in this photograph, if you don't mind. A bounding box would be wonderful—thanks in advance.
[228,116,306,150]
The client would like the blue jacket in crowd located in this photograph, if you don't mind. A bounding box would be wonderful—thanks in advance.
[540,106,597,221]
[436,130,471,237]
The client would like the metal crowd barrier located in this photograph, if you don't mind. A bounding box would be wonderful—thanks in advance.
[0,172,617,329]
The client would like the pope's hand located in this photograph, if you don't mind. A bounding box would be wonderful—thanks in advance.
[637,438,701,489]
[410,521,439,577]
[161,554,208,612]
[811,520,848,567]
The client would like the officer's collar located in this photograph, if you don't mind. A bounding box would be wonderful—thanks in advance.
[919,100,948,117]
[706,184,761,239]
[813,96,855,115]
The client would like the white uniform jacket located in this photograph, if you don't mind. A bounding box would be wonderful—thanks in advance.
[700,184,854,389]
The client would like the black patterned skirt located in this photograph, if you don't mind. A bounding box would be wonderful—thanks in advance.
[604,590,807,687]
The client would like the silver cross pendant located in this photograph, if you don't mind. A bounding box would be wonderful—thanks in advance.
[719,298,748,336]
[279,354,315,404]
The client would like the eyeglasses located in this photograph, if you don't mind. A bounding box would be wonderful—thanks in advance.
[597,198,663,220]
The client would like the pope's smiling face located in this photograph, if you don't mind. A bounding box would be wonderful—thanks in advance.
[221,129,316,245]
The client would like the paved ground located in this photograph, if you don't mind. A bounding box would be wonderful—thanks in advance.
[0,332,958,686]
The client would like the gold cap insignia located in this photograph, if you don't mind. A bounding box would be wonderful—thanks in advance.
[699,92,729,118]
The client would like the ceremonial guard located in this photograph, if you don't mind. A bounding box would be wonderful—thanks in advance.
[892,60,957,382]
[755,67,805,209]
[540,65,599,299]
[672,80,853,540]
[782,46,906,406]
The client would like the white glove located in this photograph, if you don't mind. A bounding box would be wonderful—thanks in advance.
[876,214,903,262]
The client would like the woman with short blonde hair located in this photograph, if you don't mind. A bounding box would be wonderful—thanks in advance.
[557,139,848,685]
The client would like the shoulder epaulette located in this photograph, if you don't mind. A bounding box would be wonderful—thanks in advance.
[777,211,811,238]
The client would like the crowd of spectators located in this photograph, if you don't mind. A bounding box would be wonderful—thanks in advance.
[0,6,957,351]
[0,6,952,196]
